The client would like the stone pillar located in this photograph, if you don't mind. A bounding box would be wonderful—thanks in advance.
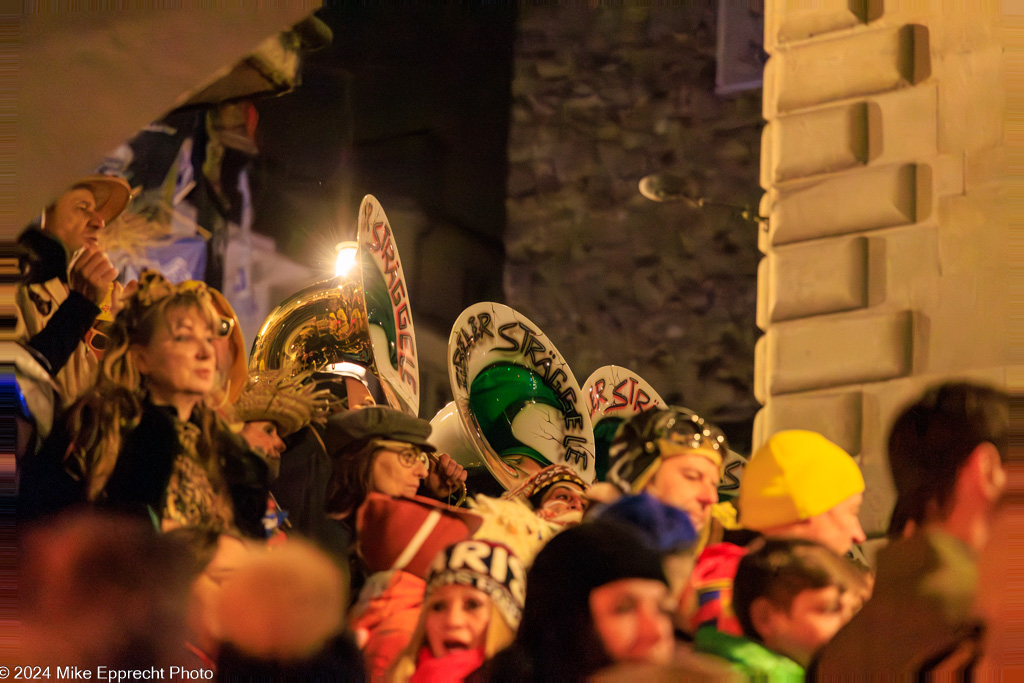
[756,0,1008,535]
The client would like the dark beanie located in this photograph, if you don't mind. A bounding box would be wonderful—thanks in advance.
[530,520,666,596]
[522,522,665,631]
[510,521,668,679]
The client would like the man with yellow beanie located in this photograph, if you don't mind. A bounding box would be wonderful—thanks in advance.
[682,430,866,638]
[739,430,866,556]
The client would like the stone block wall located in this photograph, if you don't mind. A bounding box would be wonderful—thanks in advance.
[505,5,764,449]
[757,0,1007,535]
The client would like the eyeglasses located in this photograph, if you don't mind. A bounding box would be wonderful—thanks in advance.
[397,448,430,468]
[374,442,430,469]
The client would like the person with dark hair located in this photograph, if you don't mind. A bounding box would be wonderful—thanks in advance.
[698,538,868,678]
[323,406,468,527]
[813,381,1008,679]
[885,382,1008,541]
[471,521,675,681]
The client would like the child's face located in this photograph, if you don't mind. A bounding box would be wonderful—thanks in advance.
[424,584,492,658]
[760,586,848,667]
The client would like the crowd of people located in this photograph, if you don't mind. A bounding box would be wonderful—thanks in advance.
[14,176,1010,681]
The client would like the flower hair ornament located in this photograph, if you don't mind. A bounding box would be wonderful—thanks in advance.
[135,270,212,308]
[115,270,218,338]
[229,367,340,437]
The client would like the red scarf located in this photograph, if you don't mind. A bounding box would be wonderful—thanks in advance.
[410,645,485,683]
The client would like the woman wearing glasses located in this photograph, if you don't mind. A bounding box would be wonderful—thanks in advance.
[321,406,470,676]
[323,405,467,523]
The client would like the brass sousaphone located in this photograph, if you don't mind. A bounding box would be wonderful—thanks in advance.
[583,365,665,482]
[430,302,596,491]
[249,195,420,416]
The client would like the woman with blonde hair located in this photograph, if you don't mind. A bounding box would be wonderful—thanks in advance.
[387,539,525,682]
[20,270,268,538]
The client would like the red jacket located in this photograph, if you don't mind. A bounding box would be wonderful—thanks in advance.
[349,570,426,680]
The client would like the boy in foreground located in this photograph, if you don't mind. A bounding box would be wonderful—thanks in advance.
[696,538,869,679]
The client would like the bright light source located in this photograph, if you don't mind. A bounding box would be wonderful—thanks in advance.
[335,241,358,277]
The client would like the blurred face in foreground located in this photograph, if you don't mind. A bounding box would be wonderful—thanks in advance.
[424,584,492,658]
[189,534,259,653]
[589,578,674,665]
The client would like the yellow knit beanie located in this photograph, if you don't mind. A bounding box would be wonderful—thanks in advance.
[739,430,864,531]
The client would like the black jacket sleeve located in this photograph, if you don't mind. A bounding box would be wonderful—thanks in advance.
[27,290,100,376]
[17,416,87,523]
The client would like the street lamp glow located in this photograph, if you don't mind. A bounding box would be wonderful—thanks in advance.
[335,242,358,277]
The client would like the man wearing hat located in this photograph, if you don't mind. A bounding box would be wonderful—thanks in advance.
[15,175,131,454]
[16,177,131,401]
[604,406,730,540]
[683,429,866,638]
[502,464,590,528]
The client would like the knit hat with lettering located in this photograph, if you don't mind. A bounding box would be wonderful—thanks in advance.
[425,539,526,632]
[739,430,864,531]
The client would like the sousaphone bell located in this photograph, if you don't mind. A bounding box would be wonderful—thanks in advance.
[249,194,420,416]
[583,365,665,482]
[430,302,596,491]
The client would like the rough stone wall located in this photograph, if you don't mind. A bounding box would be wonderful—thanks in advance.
[505,5,764,449]
[756,0,1007,535]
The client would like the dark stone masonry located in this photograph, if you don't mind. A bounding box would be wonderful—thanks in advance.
[505,5,764,451]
